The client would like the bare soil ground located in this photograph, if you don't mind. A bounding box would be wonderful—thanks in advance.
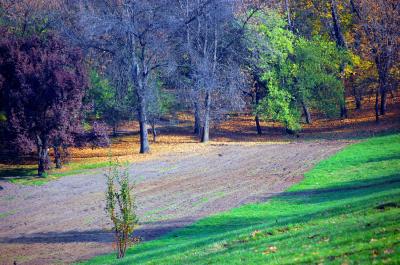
[0,140,348,265]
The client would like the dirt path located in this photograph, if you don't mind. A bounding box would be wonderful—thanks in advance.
[0,141,348,265]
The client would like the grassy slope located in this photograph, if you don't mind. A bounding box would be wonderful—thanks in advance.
[82,134,399,264]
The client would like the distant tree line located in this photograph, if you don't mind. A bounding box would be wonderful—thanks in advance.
[0,0,398,175]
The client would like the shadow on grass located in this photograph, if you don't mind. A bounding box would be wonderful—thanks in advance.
[0,167,37,181]
[1,171,399,264]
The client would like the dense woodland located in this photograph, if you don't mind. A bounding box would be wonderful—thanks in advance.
[0,0,399,176]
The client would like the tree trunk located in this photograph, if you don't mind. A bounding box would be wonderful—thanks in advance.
[54,146,62,169]
[254,88,262,135]
[37,136,50,177]
[380,84,387,115]
[151,122,157,143]
[340,102,348,118]
[330,0,348,119]
[284,0,294,32]
[302,102,312,124]
[330,0,347,49]
[201,90,211,143]
[136,91,150,153]
[352,85,362,110]
[375,54,389,116]
[355,96,362,110]
[194,101,201,135]
[375,88,380,122]
[255,115,262,135]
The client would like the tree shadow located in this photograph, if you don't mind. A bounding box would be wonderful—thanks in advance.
[1,172,399,264]
[0,167,36,181]
[0,218,198,244]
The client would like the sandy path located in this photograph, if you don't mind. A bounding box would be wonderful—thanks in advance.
[0,141,347,265]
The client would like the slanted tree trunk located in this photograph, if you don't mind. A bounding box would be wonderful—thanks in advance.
[54,146,62,169]
[201,90,211,143]
[302,102,312,124]
[284,0,294,32]
[330,0,348,119]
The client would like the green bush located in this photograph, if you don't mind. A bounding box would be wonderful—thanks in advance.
[105,160,138,259]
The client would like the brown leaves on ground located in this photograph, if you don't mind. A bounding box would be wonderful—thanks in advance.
[262,245,278,255]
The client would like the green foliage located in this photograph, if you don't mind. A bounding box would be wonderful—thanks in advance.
[79,133,400,265]
[248,10,347,130]
[146,80,176,124]
[0,111,6,122]
[105,160,138,259]
[294,37,347,117]
[249,11,299,131]
[256,83,301,132]
[87,70,133,132]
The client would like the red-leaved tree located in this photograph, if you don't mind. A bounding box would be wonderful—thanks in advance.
[0,29,88,176]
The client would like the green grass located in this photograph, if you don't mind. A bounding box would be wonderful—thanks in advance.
[78,133,400,265]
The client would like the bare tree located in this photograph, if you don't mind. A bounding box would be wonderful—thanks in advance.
[174,0,252,142]
[64,0,177,153]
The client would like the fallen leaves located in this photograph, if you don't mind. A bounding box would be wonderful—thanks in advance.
[384,249,394,255]
[262,246,278,255]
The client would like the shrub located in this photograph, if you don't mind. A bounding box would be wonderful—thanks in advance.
[105,160,138,259]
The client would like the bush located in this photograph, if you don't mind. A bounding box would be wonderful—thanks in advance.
[105,160,138,259]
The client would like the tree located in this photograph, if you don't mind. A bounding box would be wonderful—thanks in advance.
[248,10,300,132]
[175,0,247,142]
[145,79,175,143]
[329,0,349,118]
[248,10,346,132]
[352,0,400,120]
[105,160,138,259]
[86,70,133,136]
[0,30,88,176]
[68,0,178,153]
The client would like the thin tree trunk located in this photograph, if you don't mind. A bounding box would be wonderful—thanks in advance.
[136,91,150,153]
[255,115,262,135]
[352,82,362,110]
[194,101,201,135]
[54,146,62,169]
[330,0,347,49]
[255,88,262,135]
[284,0,294,32]
[302,102,312,124]
[330,0,349,118]
[201,90,211,143]
[37,136,50,177]
[151,122,157,143]
[375,54,389,116]
[380,84,387,115]
[355,96,362,110]
[375,88,380,122]
[340,101,348,118]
